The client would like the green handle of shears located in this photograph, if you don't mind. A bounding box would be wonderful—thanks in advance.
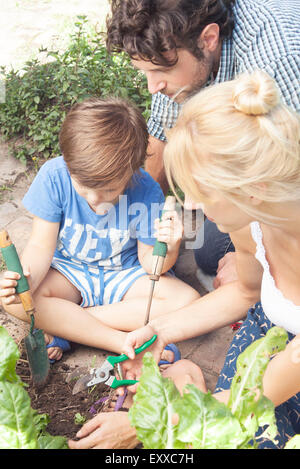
[107,334,157,367]
[110,378,138,389]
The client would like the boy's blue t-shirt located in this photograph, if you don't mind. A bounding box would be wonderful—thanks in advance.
[23,156,165,271]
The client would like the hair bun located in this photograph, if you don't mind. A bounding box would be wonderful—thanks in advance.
[233,70,280,116]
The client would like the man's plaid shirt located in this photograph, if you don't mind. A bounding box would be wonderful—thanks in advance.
[147,0,300,142]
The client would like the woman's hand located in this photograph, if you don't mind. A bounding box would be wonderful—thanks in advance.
[68,412,138,449]
[121,324,166,393]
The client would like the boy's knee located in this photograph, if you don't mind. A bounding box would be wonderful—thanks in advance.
[32,283,51,303]
[178,286,200,307]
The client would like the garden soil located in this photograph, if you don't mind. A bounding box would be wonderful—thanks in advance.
[16,340,112,441]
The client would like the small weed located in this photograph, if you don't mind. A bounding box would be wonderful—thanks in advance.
[74,412,87,425]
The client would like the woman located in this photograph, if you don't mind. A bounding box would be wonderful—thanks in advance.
[70,70,300,449]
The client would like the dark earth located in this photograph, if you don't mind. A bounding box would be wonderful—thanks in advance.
[16,341,112,441]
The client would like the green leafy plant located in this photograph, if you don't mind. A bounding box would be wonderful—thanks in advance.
[0,15,151,165]
[129,326,300,449]
[74,412,87,425]
[0,326,68,449]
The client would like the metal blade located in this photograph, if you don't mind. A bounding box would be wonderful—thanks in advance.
[72,374,93,395]
[65,366,89,384]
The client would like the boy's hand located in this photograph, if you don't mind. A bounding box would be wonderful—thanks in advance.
[0,268,30,306]
[154,210,183,252]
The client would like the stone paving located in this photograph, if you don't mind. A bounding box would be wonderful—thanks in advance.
[0,146,235,391]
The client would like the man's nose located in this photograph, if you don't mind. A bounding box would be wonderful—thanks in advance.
[146,73,166,95]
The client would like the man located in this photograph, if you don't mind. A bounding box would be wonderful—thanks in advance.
[105,0,300,285]
[69,0,300,449]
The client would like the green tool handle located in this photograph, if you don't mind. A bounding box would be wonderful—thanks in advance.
[107,334,157,367]
[0,230,29,294]
[0,230,35,324]
[152,238,167,258]
[110,378,138,389]
[152,196,176,258]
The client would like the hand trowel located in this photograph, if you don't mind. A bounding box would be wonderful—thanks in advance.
[0,230,50,386]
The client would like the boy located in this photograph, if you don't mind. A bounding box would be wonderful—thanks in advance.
[0,97,199,361]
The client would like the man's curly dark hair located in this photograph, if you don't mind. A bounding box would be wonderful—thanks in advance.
[106,0,236,66]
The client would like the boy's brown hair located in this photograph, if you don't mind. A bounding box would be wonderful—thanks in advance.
[59,97,148,188]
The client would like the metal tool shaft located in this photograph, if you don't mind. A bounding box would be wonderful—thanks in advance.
[144,279,155,326]
[143,196,176,325]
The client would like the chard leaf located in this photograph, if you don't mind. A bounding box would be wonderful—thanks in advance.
[176,386,245,449]
[129,328,291,449]
[0,381,38,449]
[38,435,68,449]
[0,326,21,384]
[228,326,287,444]
[32,411,50,435]
[128,353,186,449]
[285,435,300,449]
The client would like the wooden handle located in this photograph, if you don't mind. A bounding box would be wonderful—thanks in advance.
[0,230,11,248]
[19,291,35,315]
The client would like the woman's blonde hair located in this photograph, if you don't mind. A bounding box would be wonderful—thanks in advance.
[164,70,300,223]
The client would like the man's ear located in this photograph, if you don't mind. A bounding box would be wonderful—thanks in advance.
[198,23,220,52]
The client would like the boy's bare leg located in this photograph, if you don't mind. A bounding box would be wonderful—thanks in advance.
[86,274,200,331]
[3,268,127,354]
[3,270,199,355]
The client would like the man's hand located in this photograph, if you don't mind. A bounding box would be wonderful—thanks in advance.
[68,412,138,449]
[213,252,237,289]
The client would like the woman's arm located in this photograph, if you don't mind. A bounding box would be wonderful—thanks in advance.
[122,226,263,379]
[214,334,300,409]
[263,334,300,407]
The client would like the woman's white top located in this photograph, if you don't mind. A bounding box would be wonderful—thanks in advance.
[250,221,300,335]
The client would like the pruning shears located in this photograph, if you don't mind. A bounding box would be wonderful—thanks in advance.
[72,334,157,395]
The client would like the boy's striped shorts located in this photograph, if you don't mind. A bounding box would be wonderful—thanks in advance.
[51,256,147,307]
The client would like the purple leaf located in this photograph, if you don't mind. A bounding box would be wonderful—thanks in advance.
[114,389,128,411]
